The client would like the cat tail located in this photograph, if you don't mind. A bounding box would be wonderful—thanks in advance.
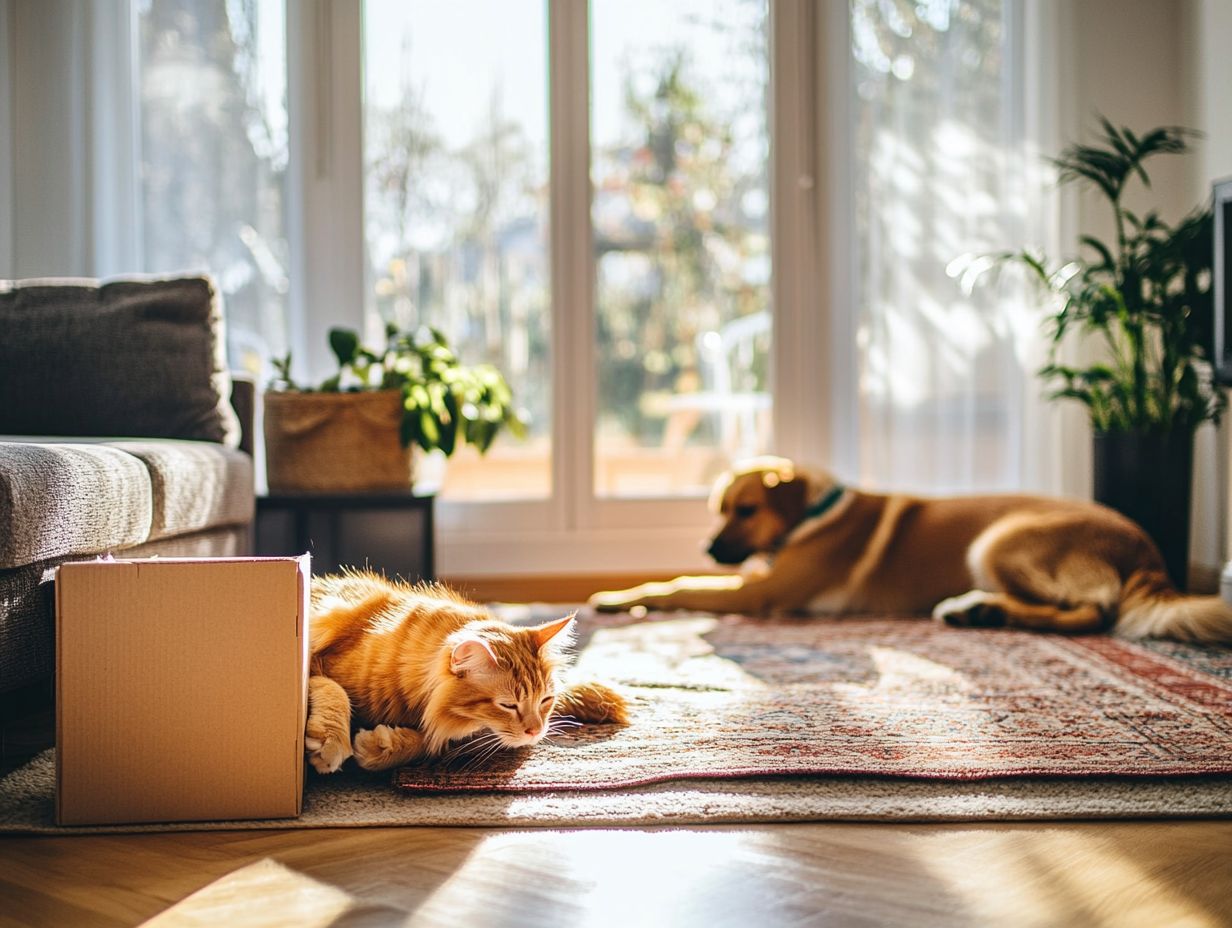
[555,681,629,725]
[1117,567,1232,644]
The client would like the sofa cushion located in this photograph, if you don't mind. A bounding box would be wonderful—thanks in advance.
[0,275,240,447]
[106,440,254,542]
[0,442,153,570]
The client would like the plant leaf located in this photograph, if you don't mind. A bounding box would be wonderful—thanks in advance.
[328,328,360,367]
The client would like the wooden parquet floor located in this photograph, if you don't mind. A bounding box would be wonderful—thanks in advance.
[2,820,1232,927]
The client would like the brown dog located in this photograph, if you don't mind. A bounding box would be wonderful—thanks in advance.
[589,456,1232,643]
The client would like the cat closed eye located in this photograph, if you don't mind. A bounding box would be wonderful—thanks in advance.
[498,702,517,711]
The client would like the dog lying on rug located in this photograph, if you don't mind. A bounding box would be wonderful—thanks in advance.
[589,456,1232,643]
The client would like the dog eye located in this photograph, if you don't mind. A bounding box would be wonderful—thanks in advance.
[497,702,517,711]
[734,504,758,519]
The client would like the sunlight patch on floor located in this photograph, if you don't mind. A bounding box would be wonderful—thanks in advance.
[140,857,402,927]
[911,829,1221,928]
[573,616,771,691]
[411,829,775,928]
[853,645,973,695]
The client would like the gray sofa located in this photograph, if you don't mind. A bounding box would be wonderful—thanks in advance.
[0,275,256,700]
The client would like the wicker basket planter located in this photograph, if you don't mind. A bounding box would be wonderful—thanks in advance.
[263,389,413,493]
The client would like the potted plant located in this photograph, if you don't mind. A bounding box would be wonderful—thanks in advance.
[960,120,1222,588]
[264,324,526,493]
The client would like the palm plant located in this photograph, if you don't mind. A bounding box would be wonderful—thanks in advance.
[961,119,1220,435]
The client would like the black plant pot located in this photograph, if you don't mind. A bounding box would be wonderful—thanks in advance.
[1092,430,1194,591]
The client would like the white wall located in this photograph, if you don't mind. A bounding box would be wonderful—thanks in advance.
[1184,0,1232,196]
[1059,0,1225,572]
[0,1,13,279]
[1183,0,1232,565]
[1071,1,1193,236]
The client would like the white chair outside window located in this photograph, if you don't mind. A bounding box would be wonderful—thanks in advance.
[662,310,772,463]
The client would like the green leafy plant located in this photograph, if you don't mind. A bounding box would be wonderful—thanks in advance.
[270,324,527,455]
[956,119,1221,435]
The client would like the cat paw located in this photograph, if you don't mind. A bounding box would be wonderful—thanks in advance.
[353,724,410,772]
[304,730,352,774]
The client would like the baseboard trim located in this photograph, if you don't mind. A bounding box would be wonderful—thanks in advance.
[1190,563,1221,595]
[446,564,1225,605]
[439,572,724,604]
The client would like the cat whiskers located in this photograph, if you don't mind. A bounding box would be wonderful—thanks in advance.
[441,731,508,771]
[542,715,583,744]
[461,735,512,771]
[440,732,494,764]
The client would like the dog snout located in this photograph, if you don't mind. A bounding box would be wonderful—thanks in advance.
[707,536,749,565]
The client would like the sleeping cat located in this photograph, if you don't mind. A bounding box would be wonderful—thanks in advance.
[305,571,628,773]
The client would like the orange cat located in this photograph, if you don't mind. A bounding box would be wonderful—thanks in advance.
[304,571,628,773]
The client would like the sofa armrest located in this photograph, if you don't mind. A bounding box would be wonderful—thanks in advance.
[230,374,256,457]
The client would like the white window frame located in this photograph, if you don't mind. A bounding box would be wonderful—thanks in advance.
[285,0,830,577]
[82,0,1057,578]
[0,2,13,279]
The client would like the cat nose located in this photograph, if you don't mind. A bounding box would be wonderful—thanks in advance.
[524,725,541,737]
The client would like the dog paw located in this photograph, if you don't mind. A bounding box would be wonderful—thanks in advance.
[588,590,638,613]
[304,729,352,774]
[932,591,1007,629]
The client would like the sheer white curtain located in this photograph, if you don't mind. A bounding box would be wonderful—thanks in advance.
[839,0,1062,496]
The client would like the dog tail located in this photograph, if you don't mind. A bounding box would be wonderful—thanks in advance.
[1116,567,1232,644]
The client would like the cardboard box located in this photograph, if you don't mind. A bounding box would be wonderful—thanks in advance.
[55,556,311,826]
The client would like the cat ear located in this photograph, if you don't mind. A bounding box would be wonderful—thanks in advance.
[449,636,499,676]
[532,614,576,651]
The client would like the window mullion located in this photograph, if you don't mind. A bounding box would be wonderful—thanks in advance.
[287,0,364,384]
[548,0,594,532]
[0,3,11,277]
[769,0,830,470]
[89,0,141,278]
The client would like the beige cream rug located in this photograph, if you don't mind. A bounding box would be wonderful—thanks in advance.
[3,749,1232,834]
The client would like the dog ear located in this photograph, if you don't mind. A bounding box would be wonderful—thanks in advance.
[708,471,737,513]
[763,472,808,522]
[761,460,796,488]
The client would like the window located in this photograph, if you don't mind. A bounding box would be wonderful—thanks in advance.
[363,1,551,501]
[591,0,771,497]
[137,0,290,377]
[114,0,1040,574]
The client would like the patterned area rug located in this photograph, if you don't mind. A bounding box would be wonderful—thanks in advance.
[4,610,1232,833]
[396,611,1232,793]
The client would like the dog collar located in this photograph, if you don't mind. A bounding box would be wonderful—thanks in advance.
[769,483,849,555]
[802,484,847,521]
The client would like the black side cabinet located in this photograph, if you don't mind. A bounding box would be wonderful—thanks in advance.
[255,492,435,581]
